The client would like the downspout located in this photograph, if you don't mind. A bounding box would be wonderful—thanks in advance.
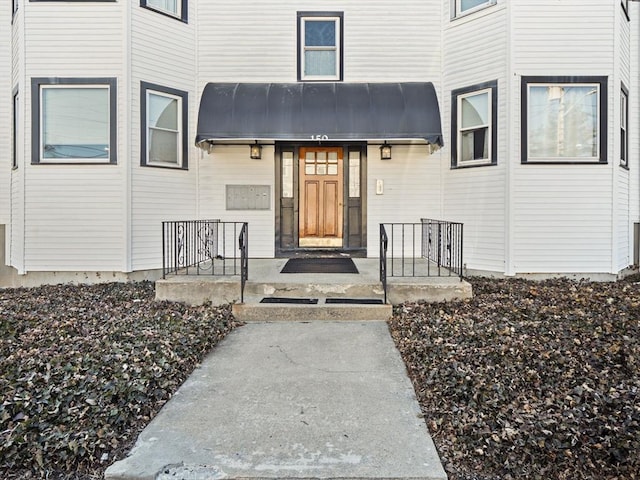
[123,0,132,272]
[504,0,515,276]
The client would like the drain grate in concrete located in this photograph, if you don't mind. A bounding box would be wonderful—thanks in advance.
[325,298,385,304]
[260,297,319,304]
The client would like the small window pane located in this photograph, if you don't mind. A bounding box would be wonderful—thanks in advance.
[328,164,338,175]
[317,151,326,162]
[461,93,489,128]
[304,51,336,77]
[328,151,338,162]
[461,128,489,161]
[460,0,489,12]
[149,94,178,130]
[316,164,327,175]
[306,164,315,175]
[149,130,178,163]
[305,20,336,46]
[147,0,178,15]
[42,87,109,160]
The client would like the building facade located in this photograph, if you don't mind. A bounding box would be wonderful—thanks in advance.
[1,0,637,286]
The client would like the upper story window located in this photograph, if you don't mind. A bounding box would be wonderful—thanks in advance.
[141,0,188,23]
[622,0,630,20]
[452,81,498,168]
[31,78,117,165]
[12,0,18,15]
[141,82,188,170]
[297,12,343,81]
[521,76,607,164]
[453,0,496,18]
[621,85,629,167]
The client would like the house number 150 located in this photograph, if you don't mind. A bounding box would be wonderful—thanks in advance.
[311,134,329,140]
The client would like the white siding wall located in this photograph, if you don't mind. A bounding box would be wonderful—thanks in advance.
[367,146,442,255]
[0,6,11,229]
[632,3,640,266]
[9,8,24,272]
[22,1,126,271]
[510,0,617,274]
[616,5,632,271]
[441,1,508,273]
[130,1,198,271]
[198,146,276,258]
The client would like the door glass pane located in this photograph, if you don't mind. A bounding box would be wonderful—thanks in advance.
[328,151,338,162]
[328,164,338,175]
[316,164,327,175]
[316,151,327,162]
[349,151,360,198]
[306,151,315,161]
[282,151,293,198]
[306,164,315,175]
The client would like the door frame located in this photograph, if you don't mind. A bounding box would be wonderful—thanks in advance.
[275,142,367,257]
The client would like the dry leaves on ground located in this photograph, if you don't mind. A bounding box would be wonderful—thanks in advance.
[389,276,640,480]
[0,281,240,480]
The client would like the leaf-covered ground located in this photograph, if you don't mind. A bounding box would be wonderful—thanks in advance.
[389,276,640,480]
[0,281,241,480]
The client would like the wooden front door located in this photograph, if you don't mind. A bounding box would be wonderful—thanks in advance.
[299,147,344,247]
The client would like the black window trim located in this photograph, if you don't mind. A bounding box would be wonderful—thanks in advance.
[451,80,498,169]
[31,77,118,165]
[297,11,344,82]
[140,81,189,170]
[521,75,608,165]
[12,86,19,170]
[140,0,188,23]
[621,83,629,169]
[622,0,630,21]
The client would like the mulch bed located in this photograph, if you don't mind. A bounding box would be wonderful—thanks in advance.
[0,281,241,480]
[389,276,640,480]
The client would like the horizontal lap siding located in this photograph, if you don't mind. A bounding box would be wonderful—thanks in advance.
[198,146,275,258]
[23,2,125,271]
[442,3,508,272]
[511,1,616,274]
[367,146,442,256]
[0,8,10,228]
[632,3,640,234]
[130,2,198,270]
[197,0,441,85]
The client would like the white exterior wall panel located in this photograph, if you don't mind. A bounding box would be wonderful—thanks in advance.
[130,2,199,271]
[0,7,11,229]
[631,3,640,265]
[367,146,442,255]
[196,0,441,86]
[442,3,508,273]
[22,2,126,272]
[510,0,616,274]
[198,146,276,258]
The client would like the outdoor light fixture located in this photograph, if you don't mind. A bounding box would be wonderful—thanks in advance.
[380,142,392,160]
[250,141,262,159]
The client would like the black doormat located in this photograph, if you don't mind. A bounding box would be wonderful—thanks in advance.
[260,297,319,304]
[280,257,359,274]
[325,298,384,304]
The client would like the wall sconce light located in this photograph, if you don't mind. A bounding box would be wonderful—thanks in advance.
[250,141,262,159]
[380,142,392,160]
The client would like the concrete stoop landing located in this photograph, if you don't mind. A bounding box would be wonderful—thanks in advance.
[155,258,472,311]
[105,322,448,480]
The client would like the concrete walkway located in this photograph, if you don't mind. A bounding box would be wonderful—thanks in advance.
[105,321,447,480]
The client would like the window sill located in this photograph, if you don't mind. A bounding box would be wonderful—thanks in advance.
[452,160,496,169]
[142,162,187,170]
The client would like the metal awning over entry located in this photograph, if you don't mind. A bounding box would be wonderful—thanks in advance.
[195,82,443,147]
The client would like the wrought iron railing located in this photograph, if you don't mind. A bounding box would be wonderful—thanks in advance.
[380,224,389,304]
[379,219,464,280]
[239,222,248,303]
[162,220,249,279]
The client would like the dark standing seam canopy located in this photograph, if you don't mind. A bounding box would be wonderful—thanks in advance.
[195,82,444,147]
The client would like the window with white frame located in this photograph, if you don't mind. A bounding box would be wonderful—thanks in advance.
[453,0,496,17]
[521,76,607,164]
[298,12,343,81]
[451,81,497,167]
[31,78,117,164]
[140,0,187,22]
[621,86,629,167]
[141,82,188,169]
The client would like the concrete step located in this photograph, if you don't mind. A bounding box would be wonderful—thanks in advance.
[233,295,392,322]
